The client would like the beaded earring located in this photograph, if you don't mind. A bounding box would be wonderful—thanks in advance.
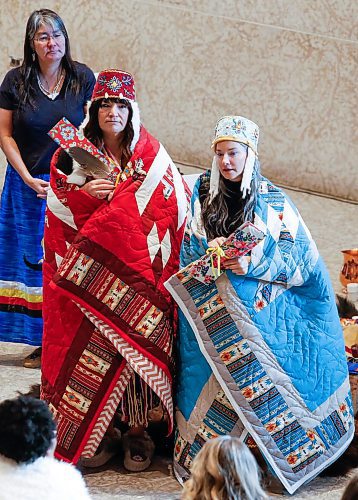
[32,52,35,62]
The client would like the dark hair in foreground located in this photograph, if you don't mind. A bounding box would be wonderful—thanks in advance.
[201,152,261,240]
[84,98,134,166]
[19,8,81,108]
[182,436,267,500]
[0,395,56,464]
[342,474,358,500]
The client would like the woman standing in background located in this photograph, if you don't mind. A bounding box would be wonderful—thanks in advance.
[0,8,95,367]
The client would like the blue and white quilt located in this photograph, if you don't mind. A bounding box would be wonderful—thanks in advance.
[165,174,354,494]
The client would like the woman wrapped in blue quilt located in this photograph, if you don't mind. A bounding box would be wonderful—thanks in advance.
[165,115,354,494]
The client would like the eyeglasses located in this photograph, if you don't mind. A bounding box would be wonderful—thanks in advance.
[34,32,64,44]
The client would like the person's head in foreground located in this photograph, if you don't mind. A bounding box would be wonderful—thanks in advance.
[182,436,267,500]
[341,473,358,500]
[0,395,56,464]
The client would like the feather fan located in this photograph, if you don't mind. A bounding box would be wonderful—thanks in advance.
[67,146,111,179]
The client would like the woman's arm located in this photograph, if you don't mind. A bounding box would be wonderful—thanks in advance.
[0,108,49,198]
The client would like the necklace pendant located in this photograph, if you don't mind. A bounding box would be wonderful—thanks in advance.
[37,70,64,99]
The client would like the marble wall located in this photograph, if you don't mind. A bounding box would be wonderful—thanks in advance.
[1,0,357,200]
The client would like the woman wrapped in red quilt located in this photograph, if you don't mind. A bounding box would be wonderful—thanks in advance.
[41,69,188,471]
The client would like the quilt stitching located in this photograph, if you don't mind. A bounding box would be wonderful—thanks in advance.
[175,389,239,472]
[81,306,174,433]
[57,247,173,355]
[81,364,133,457]
[174,270,353,473]
[48,327,119,452]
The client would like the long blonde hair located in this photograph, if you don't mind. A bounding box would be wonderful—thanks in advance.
[182,436,267,500]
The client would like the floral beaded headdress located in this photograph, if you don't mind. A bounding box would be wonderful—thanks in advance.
[209,115,259,201]
[91,69,136,102]
[81,69,140,152]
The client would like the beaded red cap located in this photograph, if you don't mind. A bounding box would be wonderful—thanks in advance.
[91,69,136,102]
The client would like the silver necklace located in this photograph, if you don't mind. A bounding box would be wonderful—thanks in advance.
[37,69,64,100]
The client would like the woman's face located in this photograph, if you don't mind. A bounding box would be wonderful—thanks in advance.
[32,23,65,65]
[98,100,130,138]
[215,140,247,182]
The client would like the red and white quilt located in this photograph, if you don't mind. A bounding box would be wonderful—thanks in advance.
[41,126,188,463]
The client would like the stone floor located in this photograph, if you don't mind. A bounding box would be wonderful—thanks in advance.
[0,186,357,499]
[0,342,356,499]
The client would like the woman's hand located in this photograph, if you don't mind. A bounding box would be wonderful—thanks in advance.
[26,177,50,199]
[80,179,115,199]
[223,256,251,275]
[208,237,226,248]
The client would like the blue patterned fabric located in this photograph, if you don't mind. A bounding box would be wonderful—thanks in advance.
[0,166,48,345]
[165,173,354,494]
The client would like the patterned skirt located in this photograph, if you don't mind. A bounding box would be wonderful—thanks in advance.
[0,166,49,345]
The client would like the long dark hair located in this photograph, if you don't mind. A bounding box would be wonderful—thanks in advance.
[84,98,134,166]
[18,8,80,108]
[201,153,261,240]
